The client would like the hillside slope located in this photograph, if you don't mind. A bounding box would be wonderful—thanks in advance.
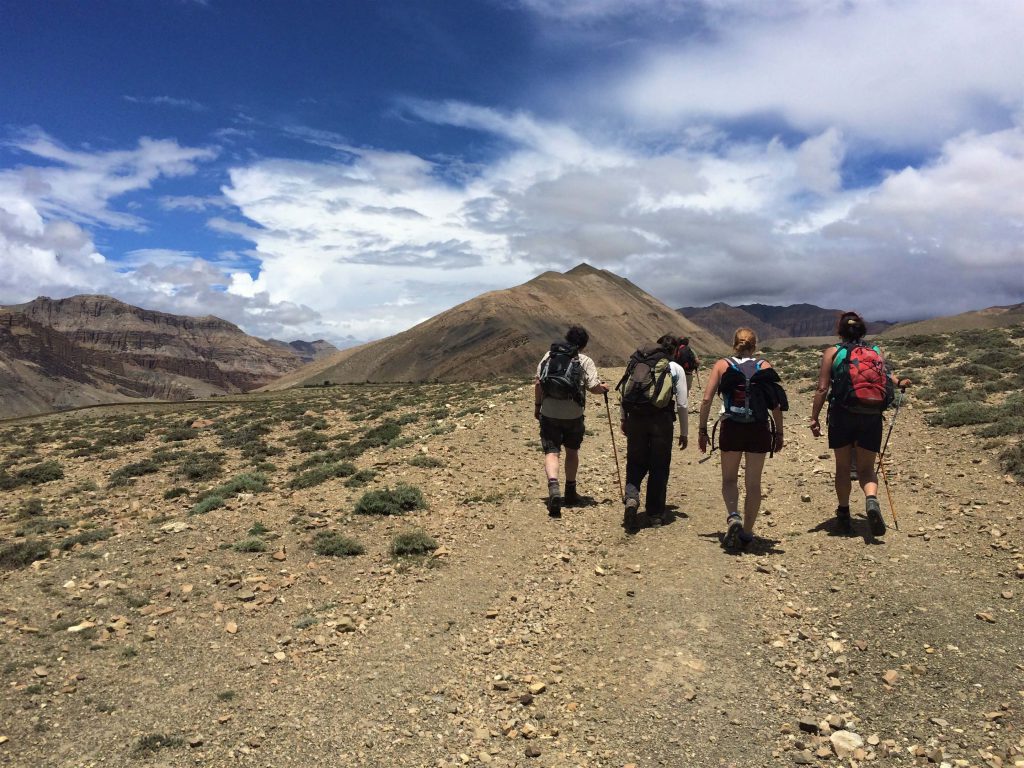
[268,264,727,389]
[0,295,330,419]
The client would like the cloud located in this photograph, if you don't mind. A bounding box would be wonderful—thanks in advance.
[0,132,329,340]
[124,95,207,111]
[611,0,1024,146]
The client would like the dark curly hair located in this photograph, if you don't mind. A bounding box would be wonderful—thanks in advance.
[565,325,589,350]
[836,311,867,341]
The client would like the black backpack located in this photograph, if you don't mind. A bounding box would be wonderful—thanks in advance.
[539,343,585,405]
[616,347,674,415]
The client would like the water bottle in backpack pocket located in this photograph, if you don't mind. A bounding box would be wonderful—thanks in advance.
[722,357,763,423]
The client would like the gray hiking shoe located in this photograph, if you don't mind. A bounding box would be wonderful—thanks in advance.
[723,514,743,549]
[623,485,640,532]
[547,491,562,519]
[866,497,886,536]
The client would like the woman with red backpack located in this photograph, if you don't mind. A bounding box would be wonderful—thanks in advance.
[809,312,911,536]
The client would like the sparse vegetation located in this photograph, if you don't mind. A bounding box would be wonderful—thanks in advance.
[0,539,50,570]
[408,455,444,468]
[390,529,438,557]
[288,462,356,490]
[60,527,114,551]
[354,483,427,516]
[311,531,364,557]
[232,537,267,553]
[133,733,184,756]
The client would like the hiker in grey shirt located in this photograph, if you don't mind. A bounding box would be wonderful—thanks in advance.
[534,325,608,518]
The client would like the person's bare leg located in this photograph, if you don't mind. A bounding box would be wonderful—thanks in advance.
[742,452,767,535]
[564,448,579,483]
[855,447,878,497]
[720,451,741,515]
[544,452,560,482]
[834,445,853,505]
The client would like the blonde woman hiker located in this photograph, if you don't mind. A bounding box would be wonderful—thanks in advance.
[697,328,788,549]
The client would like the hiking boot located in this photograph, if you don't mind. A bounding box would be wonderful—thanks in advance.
[835,507,853,535]
[658,510,673,526]
[547,491,562,519]
[866,497,886,536]
[723,514,743,549]
[623,486,640,532]
[563,488,581,506]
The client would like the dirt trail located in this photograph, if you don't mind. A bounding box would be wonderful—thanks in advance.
[1,370,1022,768]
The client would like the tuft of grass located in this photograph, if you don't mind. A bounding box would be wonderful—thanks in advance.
[18,461,65,486]
[354,483,427,516]
[0,540,50,570]
[133,733,184,756]
[16,518,72,536]
[408,455,444,468]
[162,425,199,442]
[927,402,995,427]
[177,451,225,481]
[390,529,438,557]
[248,521,269,536]
[232,537,267,553]
[311,531,364,557]
[190,495,225,515]
[18,498,45,517]
[162,486,189,500]
[60,527,113,551]
[1001,442,1024,483]
[190,471,269,515]
[216,690,236,701]
[288,462,356,490]
[109,459,160,488]
[343,469,376,488]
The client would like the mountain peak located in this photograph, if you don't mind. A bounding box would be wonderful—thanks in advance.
[565,263,602,277]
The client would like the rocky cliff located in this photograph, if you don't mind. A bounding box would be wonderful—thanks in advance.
[0,295,334,419]
[678,302,896,344]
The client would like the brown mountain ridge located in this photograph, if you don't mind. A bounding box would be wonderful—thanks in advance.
[0,295,335,420]
[266,263,728,389]
[679,302,897,344]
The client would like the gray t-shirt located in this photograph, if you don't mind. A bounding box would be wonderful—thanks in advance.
[536,351,602,420]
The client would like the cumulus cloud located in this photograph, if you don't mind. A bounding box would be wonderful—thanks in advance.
[602,0,1024,147]
[0,132,326,340]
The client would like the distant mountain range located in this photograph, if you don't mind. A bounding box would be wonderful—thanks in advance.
[0,295,336,419]
[677,302,897,344]
[265,263,729,390]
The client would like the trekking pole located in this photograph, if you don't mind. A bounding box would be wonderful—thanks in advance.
[875,388,906,531]
[695,368,701,389]
[604,392,624,499]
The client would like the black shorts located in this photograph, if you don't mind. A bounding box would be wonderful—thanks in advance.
[719,419,772,454]
[540,415,585,453]
[827,407,883,453]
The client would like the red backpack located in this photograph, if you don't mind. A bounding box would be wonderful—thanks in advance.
[830,342,893,411]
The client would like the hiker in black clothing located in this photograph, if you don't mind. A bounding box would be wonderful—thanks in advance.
[698,328,787,549]
[535,326,609,518]
[618,334,689,532]
[809,312,911,536]
[673,336,700,395]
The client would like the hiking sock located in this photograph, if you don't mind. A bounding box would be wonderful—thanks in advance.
[866,495,886,536]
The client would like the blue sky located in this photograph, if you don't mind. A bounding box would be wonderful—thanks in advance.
[2,0,1023,343]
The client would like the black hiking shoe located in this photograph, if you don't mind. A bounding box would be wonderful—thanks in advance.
[723,515,743,549]
[835,507,853,535]
[623,486,640,532]
[866,497,886,536]
[547,492,562,519]
[563,488,581,507]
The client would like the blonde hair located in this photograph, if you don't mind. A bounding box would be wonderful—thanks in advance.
[733,327,757,356]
